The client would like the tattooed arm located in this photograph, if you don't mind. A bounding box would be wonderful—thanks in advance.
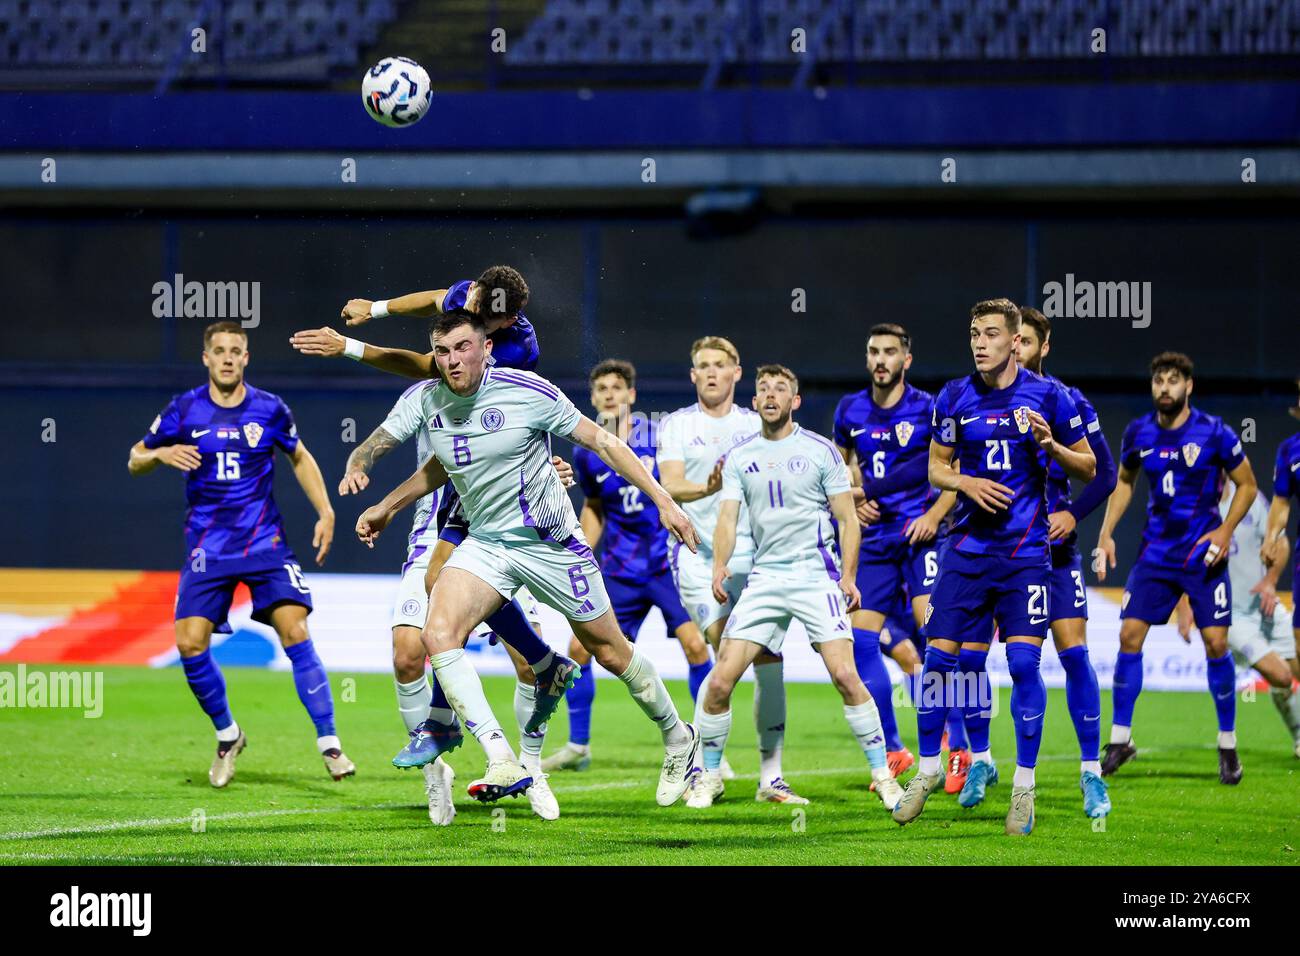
[339,425,402,496]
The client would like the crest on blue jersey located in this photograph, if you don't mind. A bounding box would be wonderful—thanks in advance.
[243,421,264,447]
[895,421,914,446]
[481,408,505,432]
[1181,442,1201,467]
[1014,407,1031,434]
[787,455,810,474]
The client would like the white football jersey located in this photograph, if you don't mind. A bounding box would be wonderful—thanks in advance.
[380,380,442,558]
[720,424,851,575]
[412,367,583,543]
[1222,489,1272,615]
[657,402,758,557]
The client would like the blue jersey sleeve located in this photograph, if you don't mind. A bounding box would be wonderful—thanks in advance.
[1275,440,1296,499]
[273,398,300,453]
[574,449,601,500]
[141,395,183,449]
[441,279,472,313]
[1119,418,1143,472]
[1067,428,1117,523]
[1048,386,1086,448]
[931,384,956,447]
[1216,420,1245,472]
[832,396,852,447]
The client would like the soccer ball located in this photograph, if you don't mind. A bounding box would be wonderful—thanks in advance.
[361,57,432,128]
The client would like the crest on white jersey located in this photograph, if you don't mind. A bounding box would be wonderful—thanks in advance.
[243,421,264,447]
[481,407,505,432]
[895,420,914,446]
[788,455,810,474]
[1181,442,1201,467]
[1014,407,1032,434]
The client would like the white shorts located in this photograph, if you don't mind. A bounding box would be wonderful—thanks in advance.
[391,551,545,633]
[1228,602,1296,667]
[671,543,752,632]
[446,534,610,623]
[721,567,852,654]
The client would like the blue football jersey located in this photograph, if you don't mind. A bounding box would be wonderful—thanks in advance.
[1273,433,1300,536]
[573,416,668,581]
[443,278,539,371]
[932,367,1087,562]
[142,384,299,562]
[1120,407,1245,568]
[1042,376,1102,516]
[833,383,935,538]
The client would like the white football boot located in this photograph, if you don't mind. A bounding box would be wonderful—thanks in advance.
[656,723,700,806]
[422,757,456,826]
[686,769,725,808]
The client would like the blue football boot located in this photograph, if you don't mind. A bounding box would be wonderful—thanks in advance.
[393,717,464,769]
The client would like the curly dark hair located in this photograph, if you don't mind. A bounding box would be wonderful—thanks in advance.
[589,358,636,389]
[1150,350,1193,379]
[475,265,530,318]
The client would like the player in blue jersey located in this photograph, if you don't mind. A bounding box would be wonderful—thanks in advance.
[892,299,1096,835]
[128,322,354,788]
[1095,351,1257,785]
[290,266,580,770]
[543,360,713,773]
[949,307,1118,818]
[833,323,965,789]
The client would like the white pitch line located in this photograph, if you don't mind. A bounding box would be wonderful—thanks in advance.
[0,751,1101,843]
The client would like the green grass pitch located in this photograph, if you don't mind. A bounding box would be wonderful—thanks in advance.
[1,665,1296,865]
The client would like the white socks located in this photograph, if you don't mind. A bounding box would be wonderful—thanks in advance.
[1013,765,1035,788]
[429,649,514,763]
[1081,760,1103,776]
[919,755,942,776]
[1110,724,1132,745]
[395,674,432,734]
[972,749,992,765]
[317,734,341,754]
[1217,730,1237,749]
[843,699,887,772]
[216,721,241,743]
[514,679,546,766]
[696,708,732,772]
[754,660,786,785]
[618,649,687,746]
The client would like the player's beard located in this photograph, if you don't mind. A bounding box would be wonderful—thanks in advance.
[872,366,902,391]
[1155,393,1187,416]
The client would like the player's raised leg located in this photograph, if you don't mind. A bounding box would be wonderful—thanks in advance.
[268,603,355,781]
[176,616,246,789]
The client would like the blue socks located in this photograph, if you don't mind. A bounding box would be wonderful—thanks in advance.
[1006,642,1046,769]
[917,647,958,758]
[1059,644,1101,762]
[946,705,969,751]
[1112,650,1144,729]
[958,647,991,753]
[485,599,552,665]
[566,661,596,746]
[1206,652,1237,733]
[284,638,336,737]
[853,628,903,751]
[687,659,713,702]
[181,649,234,732]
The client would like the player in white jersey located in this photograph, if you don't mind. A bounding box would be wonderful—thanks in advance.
[356,311,702,806]
[657,335,797,802]
[340,381,570,822]
[689,365,905,811]
[1176,481,1300,755]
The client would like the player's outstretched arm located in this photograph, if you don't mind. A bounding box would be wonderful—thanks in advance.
[340,425,402,496]
[1199,457,1258,567]
[1095,464,1138,582]
[356,454,450,547]
[290,326,434,380]
[829,490,862,611]
[711,499,740,604]
[286,441,335,566]
[1262,494,1292,569]
[340,289,448,327]
[569,416,699,552]
[127,439,200,476]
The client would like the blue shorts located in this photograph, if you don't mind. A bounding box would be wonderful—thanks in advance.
[856,533,941,615]
[175,548,313,629]
[607,566,692,641]
[1048,545,1089,622]
[1121,559,1231,629]
[436,487,470,546]
[924,547,1050,641]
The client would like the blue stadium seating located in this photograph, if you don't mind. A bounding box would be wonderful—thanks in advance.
[507,0,1300,66]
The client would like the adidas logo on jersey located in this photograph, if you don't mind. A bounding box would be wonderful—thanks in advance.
[744,462,760,474]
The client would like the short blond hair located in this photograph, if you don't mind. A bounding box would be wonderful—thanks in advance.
[690,335,739,365]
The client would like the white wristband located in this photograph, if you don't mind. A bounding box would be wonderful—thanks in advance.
[370,299,390,319]
[343,337,365,361]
